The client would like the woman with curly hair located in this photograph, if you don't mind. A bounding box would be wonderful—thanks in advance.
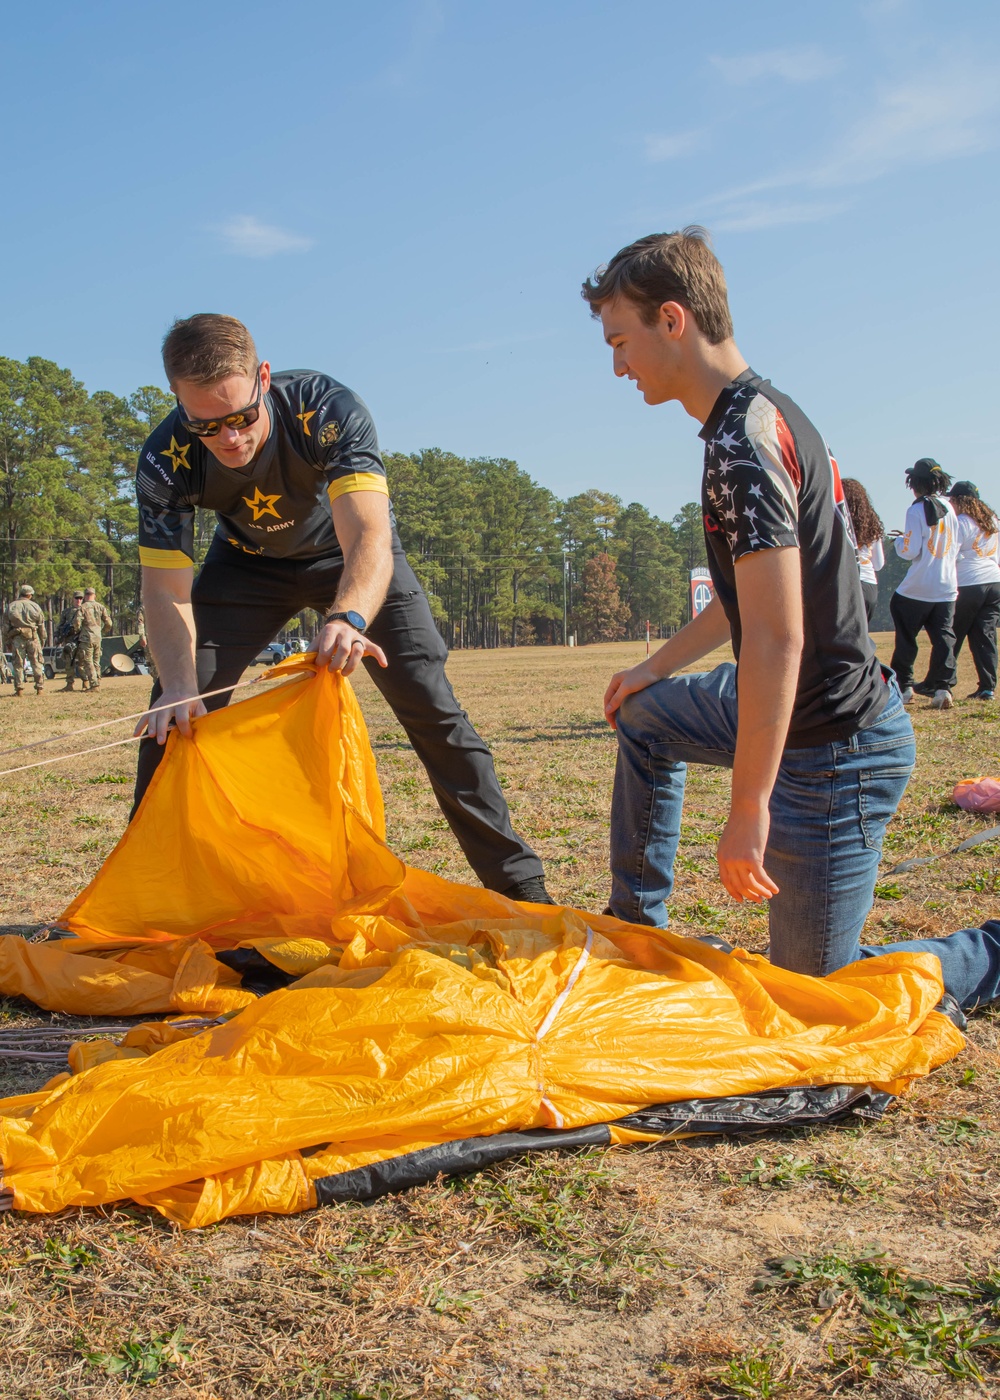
[889,458,959,708]
[948,481,1000,700]
[841,478,884,626]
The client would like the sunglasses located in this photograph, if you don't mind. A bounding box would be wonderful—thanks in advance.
[176,369,263,437]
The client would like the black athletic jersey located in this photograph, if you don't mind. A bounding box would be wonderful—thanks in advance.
[699,369,887,747]
[135,371,391,568]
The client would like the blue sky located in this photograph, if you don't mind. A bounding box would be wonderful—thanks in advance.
[2,0,998,526]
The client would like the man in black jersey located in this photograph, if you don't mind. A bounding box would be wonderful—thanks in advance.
[132,313,550,904]
[579,228,1000,1014]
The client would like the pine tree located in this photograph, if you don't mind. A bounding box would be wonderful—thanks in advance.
[612,502,685,637]
[0,356,107,611]
[577,552,630,643]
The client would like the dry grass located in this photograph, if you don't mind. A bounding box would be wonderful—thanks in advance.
[0,637,998,1398]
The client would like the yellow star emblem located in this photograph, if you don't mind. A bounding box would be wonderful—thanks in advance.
[162,436,191,472]
[297,404,316,436]
[242,486,283,522]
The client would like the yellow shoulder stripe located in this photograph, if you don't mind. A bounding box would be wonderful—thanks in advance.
[139,547,194,570]
[327,472,390,504]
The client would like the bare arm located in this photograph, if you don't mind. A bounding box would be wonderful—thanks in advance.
[134,565,206,743]
[716,546,804,904]
[313,491,394,676]
[603,593,732,728]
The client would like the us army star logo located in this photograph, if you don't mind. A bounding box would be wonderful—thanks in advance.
[297,404,316,436]
[242,486,283,522]
[318,420,340,448]
[162,436,191,472]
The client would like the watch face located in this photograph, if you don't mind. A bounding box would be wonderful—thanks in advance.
[345,610,367,631]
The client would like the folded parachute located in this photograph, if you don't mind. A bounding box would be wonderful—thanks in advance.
[0,658,962,1227]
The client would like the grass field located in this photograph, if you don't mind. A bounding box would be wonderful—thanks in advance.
[0,637,998,1398]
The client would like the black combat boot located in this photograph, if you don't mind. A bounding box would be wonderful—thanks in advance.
[501,876,556,905]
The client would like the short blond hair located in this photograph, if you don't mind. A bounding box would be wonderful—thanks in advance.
[162,313,258,387]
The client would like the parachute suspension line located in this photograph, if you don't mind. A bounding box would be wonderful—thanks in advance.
[534,926,594,1129]
[0,672,311,777]
[0,733,146,777]
[0,674,287,762]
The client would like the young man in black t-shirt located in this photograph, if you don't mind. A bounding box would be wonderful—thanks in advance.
[580,229,998,1011]
[132,314,550,904]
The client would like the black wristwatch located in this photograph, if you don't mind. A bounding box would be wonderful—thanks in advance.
[323,609,367,632]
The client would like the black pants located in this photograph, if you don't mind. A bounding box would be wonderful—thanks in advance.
[860,581,878,627]
[953,581,1000,693]
[133,541,542,890]
[888,592,957,691]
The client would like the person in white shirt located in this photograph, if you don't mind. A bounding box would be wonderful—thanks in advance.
[948,480,1000,700]
[842,478,884,627]
[889,458,960,709]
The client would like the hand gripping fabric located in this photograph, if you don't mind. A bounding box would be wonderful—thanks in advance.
[0,658,963,1226]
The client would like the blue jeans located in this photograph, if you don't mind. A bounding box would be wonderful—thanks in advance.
[858,922,1000,1012]
[609,663,1000,1008]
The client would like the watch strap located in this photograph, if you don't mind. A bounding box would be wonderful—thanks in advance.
[323,609,367,632]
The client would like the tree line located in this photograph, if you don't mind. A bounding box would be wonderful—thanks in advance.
[1,355,708,648]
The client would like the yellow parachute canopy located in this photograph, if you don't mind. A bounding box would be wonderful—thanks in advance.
[0,659,962,1227]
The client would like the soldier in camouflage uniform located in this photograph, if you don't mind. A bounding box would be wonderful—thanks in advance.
[77,587,112,690]
[136,603,158,681]
[56,591,85,690]
[3,585,46,695]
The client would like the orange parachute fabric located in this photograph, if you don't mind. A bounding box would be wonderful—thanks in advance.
[0,658,962,1226]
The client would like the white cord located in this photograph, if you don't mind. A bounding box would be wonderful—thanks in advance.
[0,671,310,778]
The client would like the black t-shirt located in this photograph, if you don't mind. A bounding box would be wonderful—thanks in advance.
[135,370,391,567]
[699,369,887,747]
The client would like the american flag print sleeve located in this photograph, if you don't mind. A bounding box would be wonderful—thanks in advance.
[703,388,801,562]
[697,368,886,745]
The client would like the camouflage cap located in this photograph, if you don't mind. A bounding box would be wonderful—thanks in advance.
[18,584,34,597]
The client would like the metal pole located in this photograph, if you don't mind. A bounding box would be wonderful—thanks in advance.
[562,550,568,646]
